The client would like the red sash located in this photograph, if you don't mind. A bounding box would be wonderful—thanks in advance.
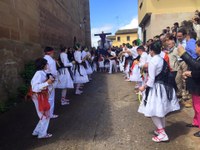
[27,87,50,112]
[130,63,135,75]
[37,89,50,112]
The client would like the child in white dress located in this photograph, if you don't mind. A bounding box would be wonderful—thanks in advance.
[138,41,180,142]
[98,54,104,72]
[82,48,93,80]
[56,48,74,105]
[73,46,89,94]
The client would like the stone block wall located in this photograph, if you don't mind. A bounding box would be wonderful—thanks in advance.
[0,0,91,102]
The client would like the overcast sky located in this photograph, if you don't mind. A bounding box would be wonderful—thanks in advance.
[90,0,139,47]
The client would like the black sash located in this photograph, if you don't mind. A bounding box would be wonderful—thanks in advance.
[74,62,83,76]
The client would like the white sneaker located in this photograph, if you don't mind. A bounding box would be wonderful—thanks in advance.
[61,101,70,105]
[38,133,52,139]
[152,129,169,142]
[75,90,83,95]
[61,98,70,105]
[32,131,38,136]
[50,114,59,119]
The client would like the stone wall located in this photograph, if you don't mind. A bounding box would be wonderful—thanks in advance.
[0,0,91,102]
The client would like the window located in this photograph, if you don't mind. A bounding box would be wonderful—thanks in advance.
[143,30,146,44]
[127,36,130,41]
[139,2,143,9]
[117,37,120,41]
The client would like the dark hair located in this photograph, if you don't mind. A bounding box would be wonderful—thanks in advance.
[137,46,145,51]
[148,39,153,43]
[132,40,137,45]
[174,22,179,27]
[149,40,162,54]
[172,29,176,33]
[160,33,164,37]
[154,35,160,39]
[196,40,200,47]
[177,28,187,36]
[44,46,54,53]
[162,29,167,34]
[60,47,66,52]
[35,58,47,71]
[188,30,197,40]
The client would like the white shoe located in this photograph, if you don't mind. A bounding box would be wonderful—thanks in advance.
[32,131,38,136]
[152,129,169,142]
[50,114,59,119]
[61,101,70,105]
[38,133,52,139]
[61,98,70,105]
[75,90,83,95]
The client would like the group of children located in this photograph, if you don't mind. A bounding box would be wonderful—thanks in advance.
[30,46,93,139]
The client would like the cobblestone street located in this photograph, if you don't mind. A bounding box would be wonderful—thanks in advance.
[0,73,199,150]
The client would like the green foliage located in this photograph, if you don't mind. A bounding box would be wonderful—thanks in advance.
[0,102,7,113]
[18,61,36,98]
[0,61,36,114]
[20,61,36,84]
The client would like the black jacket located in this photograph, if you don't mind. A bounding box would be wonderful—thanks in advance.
[181,52,200,95]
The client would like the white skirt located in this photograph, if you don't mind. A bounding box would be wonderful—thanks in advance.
[130,65,142,82]
[56,68,74,89]
[99,61,104,68]
[104,63,110,68]
[138,83,180,117]
[73,65,89,84]
[85,61,93,75]
[92,63,97,72]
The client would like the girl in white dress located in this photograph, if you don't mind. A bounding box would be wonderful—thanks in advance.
[130,46,148,87]
[82,48,93,80]
[138,41,180,142]
[73,46,89,94]
[31,58,54,139]
[56,48,74,105]
[98,54,104,72]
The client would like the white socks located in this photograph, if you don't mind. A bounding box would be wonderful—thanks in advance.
[151,117,169,142]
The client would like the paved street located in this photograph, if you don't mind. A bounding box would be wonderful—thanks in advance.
[0,73,199,150]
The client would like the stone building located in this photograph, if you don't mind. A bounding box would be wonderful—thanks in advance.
[138,0,200,43]
[107,28,138,47]
[0,0,91,103]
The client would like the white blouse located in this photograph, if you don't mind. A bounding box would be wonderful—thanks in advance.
[81,51,87,59]
[44,55,58,77]
[138,52,148,68]
[146,55,163,87]
[74,51,82,63]
[130,46,138,59]
[60,52,72,67]
[31,71,49,93]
